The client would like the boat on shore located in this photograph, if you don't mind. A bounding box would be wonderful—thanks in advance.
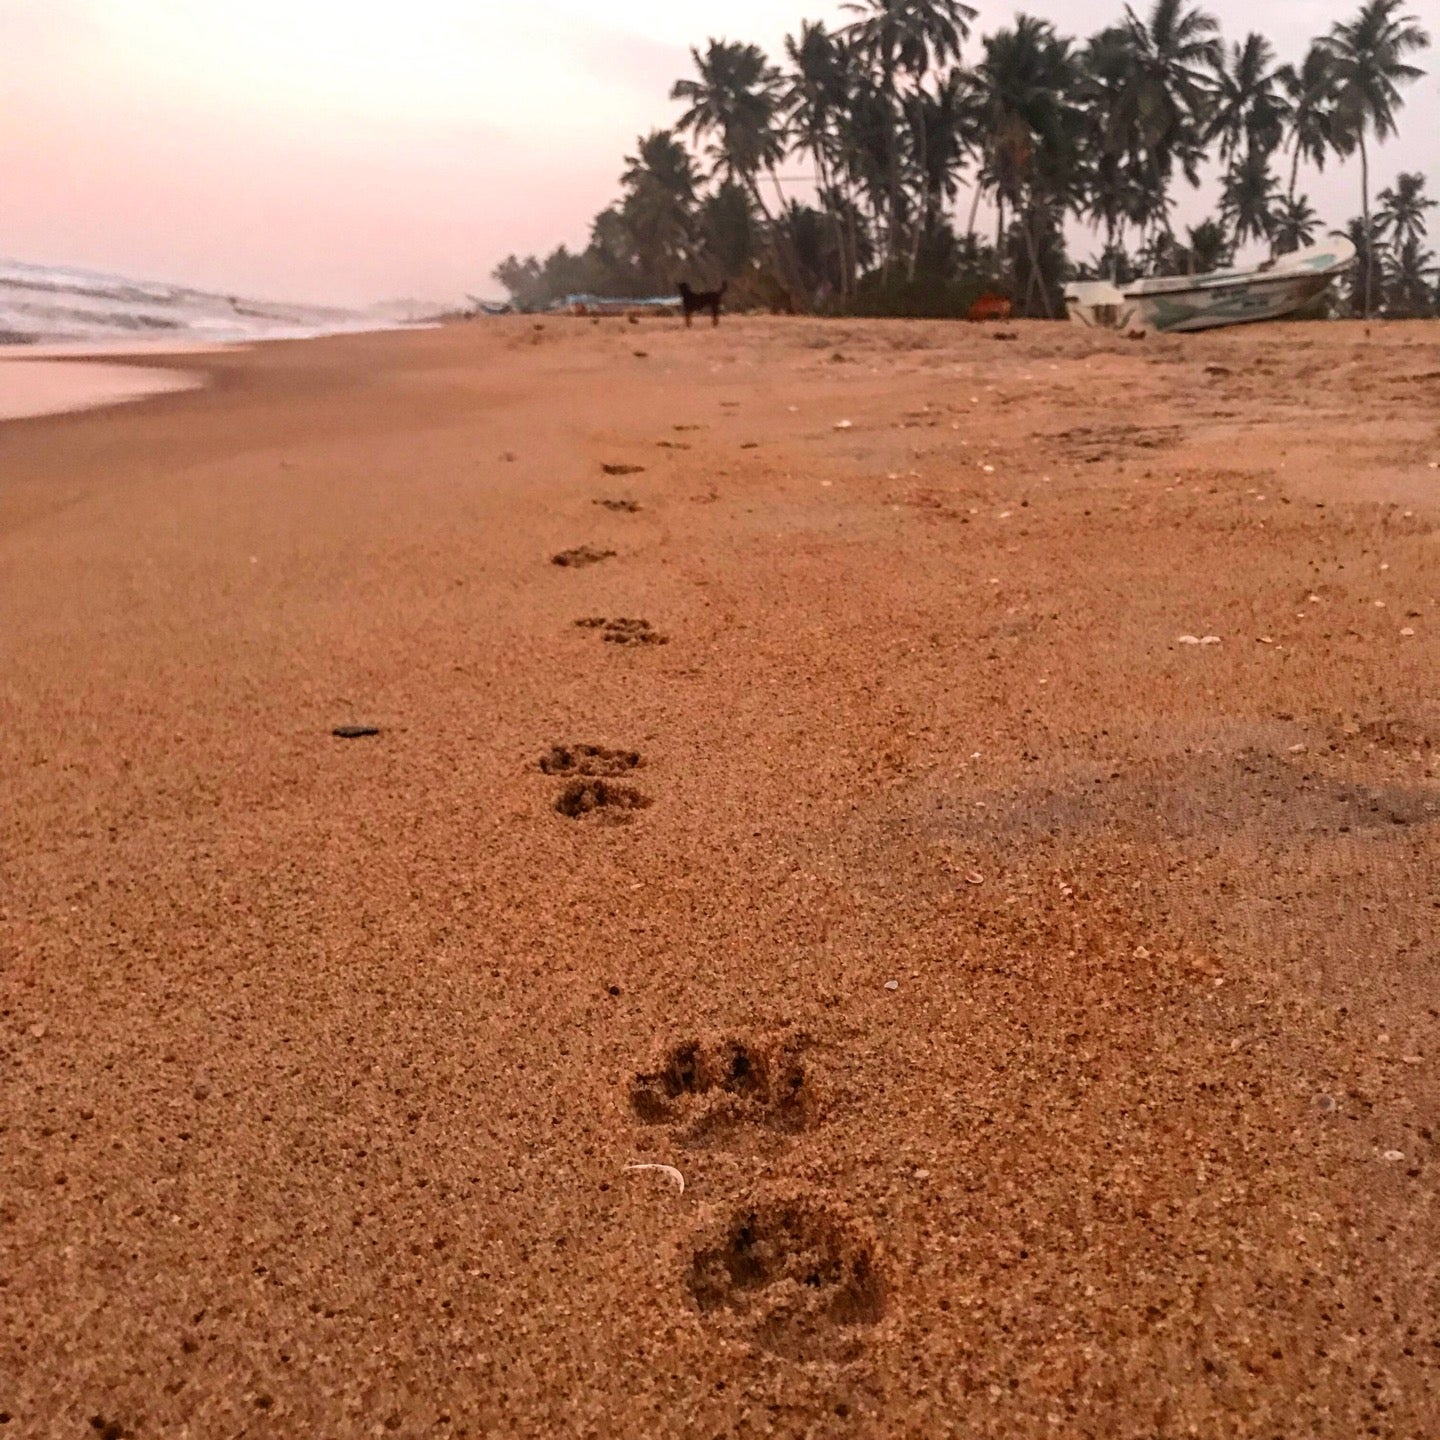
[559,293,679,317]
[1066,236,1355,333]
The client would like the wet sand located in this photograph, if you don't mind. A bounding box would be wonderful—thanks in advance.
[0,356,204,421]
[3,316,1438,1437]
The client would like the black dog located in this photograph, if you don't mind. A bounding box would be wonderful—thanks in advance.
[678,281,726,328]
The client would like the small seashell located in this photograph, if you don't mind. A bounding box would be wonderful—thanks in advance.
[624,1162,684,1193]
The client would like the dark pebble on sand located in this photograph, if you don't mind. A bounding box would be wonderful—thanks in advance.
[332,725,381,739]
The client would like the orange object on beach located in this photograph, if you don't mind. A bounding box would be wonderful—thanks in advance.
[966,292,1012,322]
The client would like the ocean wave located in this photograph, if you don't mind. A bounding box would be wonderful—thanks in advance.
[0,259,411,346]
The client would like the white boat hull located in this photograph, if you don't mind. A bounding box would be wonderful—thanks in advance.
[1126,269,1339,332]
[1066,238,1355,334]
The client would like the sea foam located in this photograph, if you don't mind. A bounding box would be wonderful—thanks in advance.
[0,259,425,346]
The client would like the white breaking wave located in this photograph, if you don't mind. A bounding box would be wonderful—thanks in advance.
[0,259,423,346]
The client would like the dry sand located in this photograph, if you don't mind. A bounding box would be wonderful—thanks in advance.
[2,315,1438,1438]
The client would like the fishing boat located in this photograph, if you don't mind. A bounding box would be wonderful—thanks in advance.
[558,293,680,317]
[1066,236,1355,333]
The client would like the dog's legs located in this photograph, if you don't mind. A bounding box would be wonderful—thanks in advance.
[684,309,693,329]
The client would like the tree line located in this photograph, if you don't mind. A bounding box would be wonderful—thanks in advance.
[493,0,1434,319]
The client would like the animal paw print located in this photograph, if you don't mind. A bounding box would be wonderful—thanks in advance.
[574,617,668,646]
[535,745,651,820]
[552,545,615,568]
[687,1197,885,1359]
[629,1035,814,1142]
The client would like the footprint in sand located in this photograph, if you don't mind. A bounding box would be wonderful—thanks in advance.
[594,498,641,512]
[554,778,651,820]
[552,545,616,568]
[535,745,651,820]
[574,617,669,646]
[629,1034,816,1142]
[687,1195,885,1359]
[538,743,642,777]
[602,463,646,476]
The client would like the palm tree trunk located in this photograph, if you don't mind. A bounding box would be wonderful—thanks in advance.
[1359,133,1372,319]
[815,150,848,302]
[1022,202,1053,319]
[1287,141,1300,203]
[840,182,852,300]
[965,180,982,242]
[880,55,901,278]
[907,109,928,282]
[769,169,788,215]
[745,175,803,312]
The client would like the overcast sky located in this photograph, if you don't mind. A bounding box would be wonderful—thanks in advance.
[2,0,1435,305]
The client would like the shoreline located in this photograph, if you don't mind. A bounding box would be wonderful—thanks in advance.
[0,322,435,421]
[0,356,206,421]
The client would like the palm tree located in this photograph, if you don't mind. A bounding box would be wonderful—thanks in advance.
[1271,193,1321,253]
[975,15,1081,315]
[1375,171,1436,250]
[842,0,978,270]
[1278,44,1344,200]
[697,183,760,280]
[619,132,700,287]
[906,69,982,273]
[1322,0,1431,315]
[673,40,800,296]
[672,41,788,212]
[844,0,977,77]
[1340,215,1385,314]
[1386,236,1438,314]
[1219,146,1280,249]
[1114,0,1222,240]
[833,71,896,266]
[1136,227,1185,275]
[1077,27,1152,270]
[785,22,854,290]
[784,21,846,165]
[1186,218,1231,272]
[621,130,698,200]
[1208,33,1289,164]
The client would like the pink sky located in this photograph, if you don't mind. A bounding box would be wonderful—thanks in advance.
[3,0,1434,306]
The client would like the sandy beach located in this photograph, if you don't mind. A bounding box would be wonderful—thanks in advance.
[3,315,1438,1437]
